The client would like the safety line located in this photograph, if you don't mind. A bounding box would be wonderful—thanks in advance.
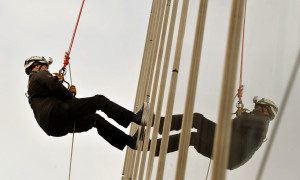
[211,0,246,179]
[68,123,76,180]
[60,0,85,74]
[205,160,212,180]
[68,0,85,56]
[63,1,85,179]
[237,0,248,105]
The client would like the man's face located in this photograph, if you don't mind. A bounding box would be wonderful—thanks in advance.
[39,64,49,72]
[254,105,269,115]
[33,64,49,72]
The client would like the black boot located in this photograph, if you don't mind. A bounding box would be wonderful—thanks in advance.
[132,105,146,126]
[128,128,140,150]
[128,127,151,150]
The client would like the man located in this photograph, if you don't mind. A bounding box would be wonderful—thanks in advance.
[150,97,278,170]
[25,56,145,150]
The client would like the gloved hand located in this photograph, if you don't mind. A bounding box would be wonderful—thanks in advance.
[69,85,77,96]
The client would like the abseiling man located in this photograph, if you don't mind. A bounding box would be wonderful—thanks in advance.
[25,56,146,150]
[149,97,278,170]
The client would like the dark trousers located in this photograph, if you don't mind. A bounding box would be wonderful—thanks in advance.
[49,95,134,150]
[153,112,269,170]
[153,113,212,156]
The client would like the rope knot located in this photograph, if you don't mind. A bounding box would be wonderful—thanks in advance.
[237,85,244,101]
[59,52,70,76]
[64,52,70,66]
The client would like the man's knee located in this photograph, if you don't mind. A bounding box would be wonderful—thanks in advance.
[193,113,204,119]
[92,113,107,128]
[94,95,110,111]
[95,95,108,101]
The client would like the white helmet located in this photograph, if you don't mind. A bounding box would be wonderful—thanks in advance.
[253,96,278,120]
[24,56,53,75]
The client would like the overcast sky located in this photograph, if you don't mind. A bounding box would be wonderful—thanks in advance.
[0,0,299,179]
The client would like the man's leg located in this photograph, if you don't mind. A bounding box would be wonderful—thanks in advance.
[158,113,205,134]
[49,103,71,137]
[94,95,135,128]
[151,114,216,157]
[191,116,216,159]
[92,114,133,150]
[65,95,135,128]
[157,115,183,134]
[154,134,180,156]
[71,115,96,133]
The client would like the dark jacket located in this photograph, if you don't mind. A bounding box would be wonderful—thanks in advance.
[190,111,270,170]
[228,110,270,169]
[27,71,73,135]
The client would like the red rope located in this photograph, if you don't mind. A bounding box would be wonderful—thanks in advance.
[237,0,248,104]
[60,0,85,75]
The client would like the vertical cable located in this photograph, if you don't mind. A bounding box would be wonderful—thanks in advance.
[65,1,85,179]
[175,0,208,179]
[122,1,158,179]
[205,160,212,180]
[237,0,248,108]
[68,123,76,180]
[138,0,170,179]
[132,0,166,178]
[256,49,300,180]
[146,0,191,178]
[154,0,181,178]
[60,0,85,75]
[239,0,247,90]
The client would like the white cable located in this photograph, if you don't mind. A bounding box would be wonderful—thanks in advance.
[256,49,300,180]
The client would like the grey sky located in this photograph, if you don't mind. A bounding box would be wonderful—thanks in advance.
[0,0,299,179]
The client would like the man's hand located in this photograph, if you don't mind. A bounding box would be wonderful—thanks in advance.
[69,85,77,96]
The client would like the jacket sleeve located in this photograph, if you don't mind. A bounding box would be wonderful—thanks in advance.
[36,71,73,99]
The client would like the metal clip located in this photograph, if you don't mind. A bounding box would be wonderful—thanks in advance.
[59,68,67,76]
[236,101,244,109]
